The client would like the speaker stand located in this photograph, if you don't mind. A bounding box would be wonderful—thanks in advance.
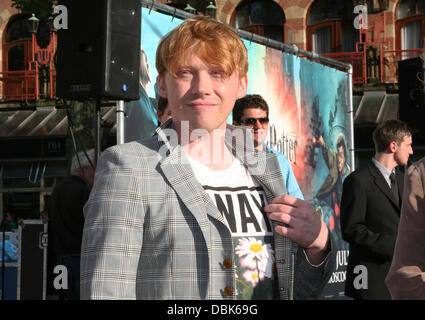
[116,100,125,145]
[95,100,101,165]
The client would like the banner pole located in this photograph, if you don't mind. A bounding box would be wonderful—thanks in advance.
[347,65,355,171]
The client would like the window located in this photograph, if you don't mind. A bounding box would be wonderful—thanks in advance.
[2,15,35,100]
[311,24,333,53]
[232,0,286,43]
[8,45,26,71]
[3,15,32,72]
[307,0,357,53]
[397,0,425,20]
[396,0,425,53]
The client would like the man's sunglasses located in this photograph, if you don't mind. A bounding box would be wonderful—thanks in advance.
[239,117,269,127]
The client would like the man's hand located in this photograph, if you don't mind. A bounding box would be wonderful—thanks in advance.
[264,194,330,264]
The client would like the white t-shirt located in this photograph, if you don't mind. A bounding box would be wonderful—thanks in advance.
[187,154,275,300]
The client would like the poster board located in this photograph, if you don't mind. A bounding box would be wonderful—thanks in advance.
[134,6,353,299]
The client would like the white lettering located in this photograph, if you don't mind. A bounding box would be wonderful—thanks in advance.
[53,265,68,290]
[353,265,368,290]
[353,5,368,30]
[336,250,349,270]
[53,5,68,30]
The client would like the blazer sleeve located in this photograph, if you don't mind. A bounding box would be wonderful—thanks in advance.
[385,162,425,299]
[294,229,336,299]
[80,147,145,300]
[340,173,395,261]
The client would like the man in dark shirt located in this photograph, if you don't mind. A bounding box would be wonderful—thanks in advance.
[49,149,95,300]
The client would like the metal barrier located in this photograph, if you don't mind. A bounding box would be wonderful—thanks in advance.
[321,51,367,84]
[0,70,38,102]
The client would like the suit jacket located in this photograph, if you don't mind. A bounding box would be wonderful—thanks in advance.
[385,157,425,299]
[80,121,335,300]
[341,161,404,299]
[49,175,89,256]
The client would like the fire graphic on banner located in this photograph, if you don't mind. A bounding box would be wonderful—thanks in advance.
[244,41,352,299]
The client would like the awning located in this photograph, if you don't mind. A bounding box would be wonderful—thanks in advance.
[353,91,399,125]
[353,91,399,151]
[0,105,118,180]
[0,105,118,137]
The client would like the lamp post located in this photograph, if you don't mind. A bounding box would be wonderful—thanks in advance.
[28,13,40,99]
[28,13,40,34]
[205,2,217,19]
[27,13,57,99]
[184,3,197,15]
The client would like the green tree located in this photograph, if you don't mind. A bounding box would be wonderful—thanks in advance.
[11,0,57,19]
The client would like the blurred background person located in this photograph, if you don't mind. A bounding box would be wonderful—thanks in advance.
[1,212,17,231]
[386,156,425,299]
[156,97,172,127]
[124,45,157,142]
[48,149,95,300]
[233,94,303,199]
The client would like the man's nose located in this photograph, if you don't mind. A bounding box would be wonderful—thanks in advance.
[254,119,264,128]
[191,72,212,96]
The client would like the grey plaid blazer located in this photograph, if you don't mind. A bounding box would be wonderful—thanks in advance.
[80,121,334,300]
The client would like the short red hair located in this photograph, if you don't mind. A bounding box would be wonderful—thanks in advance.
[156,16,248,79]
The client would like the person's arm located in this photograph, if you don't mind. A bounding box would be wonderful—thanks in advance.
[80,147,145,300]
[385,163,425,299]
[278,153,304,200]
[340,174,396,260]
[293,232,335,299]
[318,136,333,168]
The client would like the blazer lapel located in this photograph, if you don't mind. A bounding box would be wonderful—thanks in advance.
[226,127,292,298]
[224,125,287,202]
[396,167,404,211]
[368,162,400,210]
[156,123,229,245]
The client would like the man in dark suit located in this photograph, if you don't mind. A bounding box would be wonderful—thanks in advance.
[341,120,413,300]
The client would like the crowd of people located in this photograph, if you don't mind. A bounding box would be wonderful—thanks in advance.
[6,15,423,300]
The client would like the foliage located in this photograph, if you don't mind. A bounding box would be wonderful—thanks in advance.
[11,0,58,19]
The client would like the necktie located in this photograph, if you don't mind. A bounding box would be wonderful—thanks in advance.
[390,172,399,206]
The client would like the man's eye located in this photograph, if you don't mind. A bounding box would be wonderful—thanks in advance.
[177,70,191,77]
[211,70,226,78]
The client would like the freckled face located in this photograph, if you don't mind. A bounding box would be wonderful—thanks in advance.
[158,53,247,133]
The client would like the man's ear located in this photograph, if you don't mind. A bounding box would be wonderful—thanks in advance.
[157,74,167,98]
[237,74,248,99]
[389,141,398,152]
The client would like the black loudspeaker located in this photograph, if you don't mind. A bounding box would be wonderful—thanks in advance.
[398,57,425,144]
[56,0,141,100]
